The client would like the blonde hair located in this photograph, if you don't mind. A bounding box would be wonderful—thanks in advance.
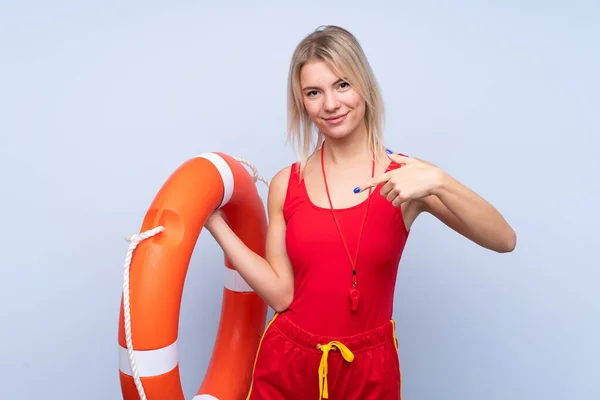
[286,25,386,177]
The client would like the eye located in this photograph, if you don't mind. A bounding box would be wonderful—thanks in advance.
[306,90,318,97]
[339,81,350,89]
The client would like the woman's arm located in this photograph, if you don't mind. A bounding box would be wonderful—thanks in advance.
[420,170,517,253]
[205,166,294,312]
[358,152,516,253]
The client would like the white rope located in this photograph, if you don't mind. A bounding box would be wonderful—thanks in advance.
[234,157,270,188]
[122,226,164,400]
[121,156,267,400]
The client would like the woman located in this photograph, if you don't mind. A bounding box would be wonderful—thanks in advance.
[205,25,516,400]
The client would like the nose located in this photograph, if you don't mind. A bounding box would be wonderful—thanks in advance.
[323,91,340,112]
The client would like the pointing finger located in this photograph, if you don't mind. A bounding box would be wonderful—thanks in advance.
[353,171,392,193]
[386,149,409,164]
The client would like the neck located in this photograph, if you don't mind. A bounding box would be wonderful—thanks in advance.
[321,123,372,167]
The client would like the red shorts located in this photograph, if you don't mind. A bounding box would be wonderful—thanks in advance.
[245,313,402,400]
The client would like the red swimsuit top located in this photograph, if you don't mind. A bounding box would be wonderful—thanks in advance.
[280,159,410,337]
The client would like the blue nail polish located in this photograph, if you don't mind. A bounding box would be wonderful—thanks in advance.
[385,148,393,154]
[353,187,360,193]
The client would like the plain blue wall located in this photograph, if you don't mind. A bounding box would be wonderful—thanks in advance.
[1,1,598,399]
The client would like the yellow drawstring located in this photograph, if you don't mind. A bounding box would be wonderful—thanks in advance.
[316,341,354,399]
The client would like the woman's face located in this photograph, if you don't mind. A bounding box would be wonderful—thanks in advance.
[300,60,366,140]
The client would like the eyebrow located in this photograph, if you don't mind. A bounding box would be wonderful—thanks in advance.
[302,78,346,92]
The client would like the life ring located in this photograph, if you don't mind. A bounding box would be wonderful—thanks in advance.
[118,152,269,400]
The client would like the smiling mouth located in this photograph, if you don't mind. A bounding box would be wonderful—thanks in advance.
[324,112,348,124]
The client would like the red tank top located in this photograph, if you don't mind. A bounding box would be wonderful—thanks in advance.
[281,160,410,336]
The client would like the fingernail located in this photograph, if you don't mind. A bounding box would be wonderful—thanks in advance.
[385,148,393,154]
[353,187,360,193]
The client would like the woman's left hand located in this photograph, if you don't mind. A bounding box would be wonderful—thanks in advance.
[355,152,444,207]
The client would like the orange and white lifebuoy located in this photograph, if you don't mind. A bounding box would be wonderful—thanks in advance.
[118,152,269,400]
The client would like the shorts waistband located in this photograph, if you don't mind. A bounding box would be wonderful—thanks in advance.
[271,314,397,353]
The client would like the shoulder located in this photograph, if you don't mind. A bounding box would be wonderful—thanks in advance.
[270,164,294,190]
[267,164,295,210]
